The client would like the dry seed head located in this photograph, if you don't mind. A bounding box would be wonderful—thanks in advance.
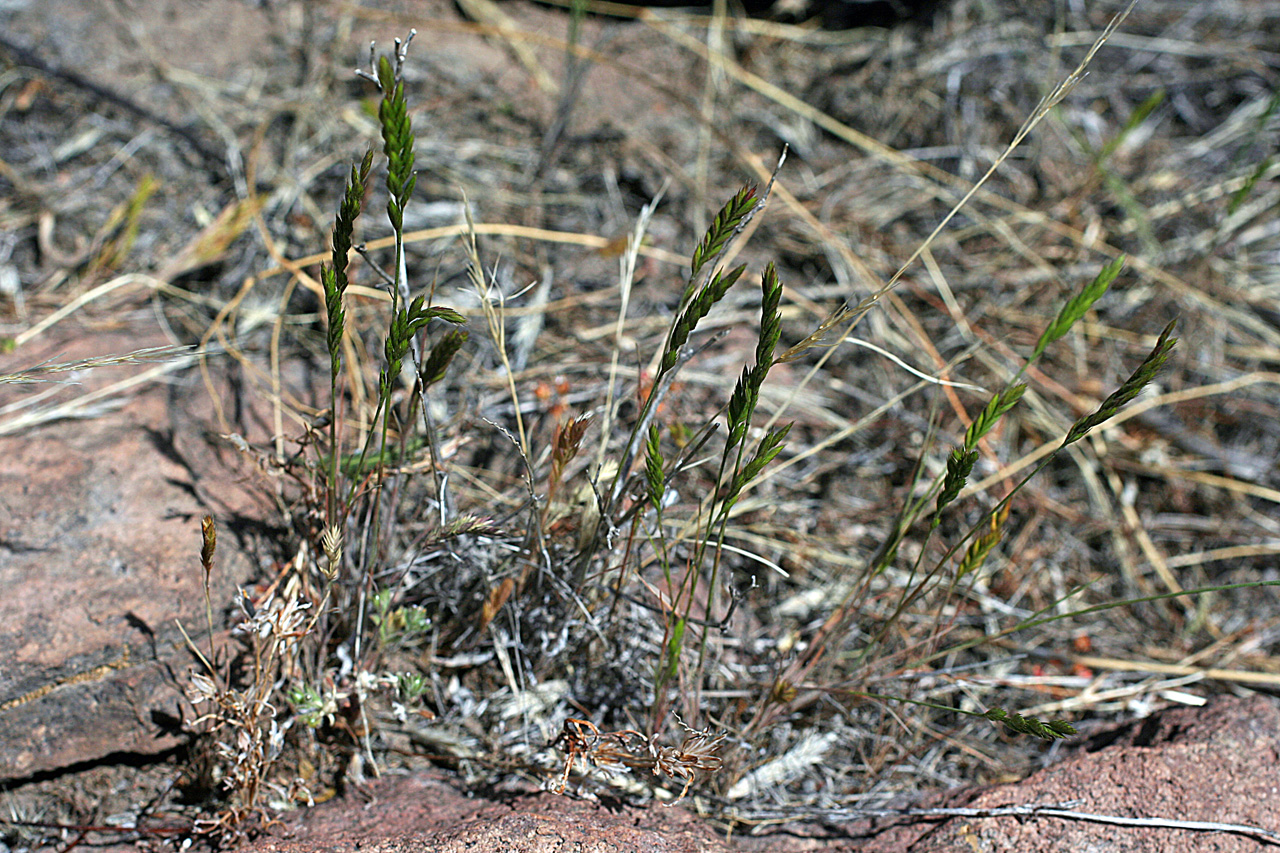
[321,525,343,579]
[551,717,726,805]
[479,578,515,632]
[200,515,216,577]
[958,503,1010,579]
[770,678,798,705]
[552,412,593,469]
[187,671,219,704]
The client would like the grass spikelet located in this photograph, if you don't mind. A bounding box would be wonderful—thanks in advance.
[725,264,788,448]
[552,412,593,481]
[320,526,343,581]
[420,327,469,387]
[689,185,758,281]
[754,262,784,374]
[933,448,978,525]
[200,514,217,578]
[379,295,428,399]
[320,149,374,523]
[956,504,1009,579]
[644,423,665,511]
[662,263,747,374]
[723,423,791,512]
[660,181,775,374]
[547,412,593,511]
[1031,255,1126,363]
[933,384,1026,523]
[984,707,1077,741]
[374,43,417,234]
[323,148,374,383]
[379,298,464,400]
[1062,319,1178,446]
[962,384,1027,451]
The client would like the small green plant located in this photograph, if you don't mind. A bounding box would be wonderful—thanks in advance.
[396,671,430,703]
[371,587,431,647]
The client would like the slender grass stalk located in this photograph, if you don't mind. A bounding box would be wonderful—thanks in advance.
[687,263,789,687]
[315,34,467,730]
[809,259,1131,674]
[914,579,1280,673]
[634,172,792,729]
[571,154,786,594]
[320,148,374,528]
[747,254,1177,744]
[835,689,1075,741]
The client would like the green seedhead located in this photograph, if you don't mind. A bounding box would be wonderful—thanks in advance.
[376,54,416,235]
[1031,255,1125,365]
[1063,319,1177,446]
[322,149,374,382]
[984,707,1077,741]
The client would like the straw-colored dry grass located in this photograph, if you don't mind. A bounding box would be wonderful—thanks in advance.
[2,0,1278,839]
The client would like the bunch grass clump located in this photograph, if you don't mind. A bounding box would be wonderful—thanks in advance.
[173,8,1280,838]
[193,33,1157,820]
[3,0,1279,842]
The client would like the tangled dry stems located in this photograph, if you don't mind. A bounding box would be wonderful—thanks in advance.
[552,717,727,806]
[183,578,316,841]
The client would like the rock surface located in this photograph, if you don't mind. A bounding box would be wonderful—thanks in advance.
[243,772,735,853]
[817,694,1280,852]
[0,324,266,782]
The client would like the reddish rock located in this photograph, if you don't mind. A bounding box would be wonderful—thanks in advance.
[242,772,733,853]
[0,323,266,782]
[846,694,1280,853]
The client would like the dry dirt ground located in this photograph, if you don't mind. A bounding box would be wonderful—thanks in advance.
[2,0,1279,850]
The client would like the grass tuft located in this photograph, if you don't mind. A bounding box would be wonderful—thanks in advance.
[136,3,1280,835]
